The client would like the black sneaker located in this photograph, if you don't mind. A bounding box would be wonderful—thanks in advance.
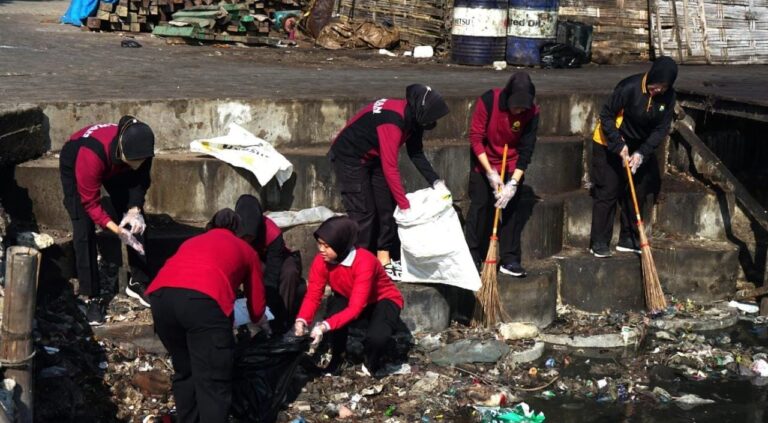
[590,244,613,258]
[126,280,151,308]
[616,237,642,254]
[84,300,105,326]
[499,263,527,277]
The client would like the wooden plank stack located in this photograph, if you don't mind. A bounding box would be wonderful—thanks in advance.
[89,0,278,33]
[558,0,651,64]
[335,0,452,51]
[651,0,768,64]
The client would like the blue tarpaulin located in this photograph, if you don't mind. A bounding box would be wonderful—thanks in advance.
[60,0,99,27]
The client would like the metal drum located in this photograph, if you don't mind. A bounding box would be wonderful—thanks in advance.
[506,0,559,66]
[451,0,508,65]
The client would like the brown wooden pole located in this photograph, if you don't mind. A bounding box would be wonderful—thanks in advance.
[1,246,40,423]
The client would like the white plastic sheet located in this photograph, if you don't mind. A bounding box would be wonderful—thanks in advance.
[394,187,481,291]
[234,298,274,327]
[266,206,338,229]
[190,122,293,187]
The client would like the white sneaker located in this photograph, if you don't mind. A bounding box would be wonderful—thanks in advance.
[383,263,401,281]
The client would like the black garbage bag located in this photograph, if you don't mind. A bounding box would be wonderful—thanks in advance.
[231,333,310,423]
[540,43,586,69]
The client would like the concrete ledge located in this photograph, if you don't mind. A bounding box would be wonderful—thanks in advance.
[498,261,558,328]
[93,322,166,354]
[507,341,545,365]
[652,239,739,304]
[656,176,730,242]
[0,104,47,167]
[399,283,451,333]
[649,303,739,332]
[539,328,639,349]
[557,248,645,313]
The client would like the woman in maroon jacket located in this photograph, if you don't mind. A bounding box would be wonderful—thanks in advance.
[466,72,540,278]
[59,115,155,325]
[329,84,450,280]
[293,216,404,376]
[146,209,266,423]
[235,194,305,332]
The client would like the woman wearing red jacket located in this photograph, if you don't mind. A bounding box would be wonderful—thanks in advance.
[293,216,404,375]
[235,194,305,332]
[329,84,450,280]
[146,209,266,423]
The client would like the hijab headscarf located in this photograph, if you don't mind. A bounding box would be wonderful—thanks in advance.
[647,56,678,87]
[504,72,536,110]
[206,208,241,233]
[116,115,155,161]
[405,84,450,130]
[313,216,358,264]
[234,194,264,241]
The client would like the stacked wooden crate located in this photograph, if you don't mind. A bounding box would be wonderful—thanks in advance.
[651,0,768,64]
[335,0,452,51]
[558,0,651,64]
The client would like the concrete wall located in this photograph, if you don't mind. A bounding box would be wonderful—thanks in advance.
[0,104,47,166]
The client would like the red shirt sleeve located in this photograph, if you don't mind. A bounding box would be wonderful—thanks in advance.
[325,259,375,330]
[469,96,489,158]
[296,254,328,325]
[75,148,112,228]
[244,249,266,322]
[377,123,410,210]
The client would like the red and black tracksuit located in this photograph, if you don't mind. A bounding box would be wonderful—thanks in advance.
[59,124,151,297]
[146,228,266,423]
[297,248,403,372]
[329,98,440,252]
[252,216,305,332]
[590,72,675,248]
[466,88,540,266]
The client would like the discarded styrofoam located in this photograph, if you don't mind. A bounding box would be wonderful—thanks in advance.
[413,45,434,58]
[378,48,396,57]
[498,322,539,340]
[493,61,507,70]
[728,300,759,314]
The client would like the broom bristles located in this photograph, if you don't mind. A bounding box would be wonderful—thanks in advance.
[640,244,667,311]
[472,239,507,328]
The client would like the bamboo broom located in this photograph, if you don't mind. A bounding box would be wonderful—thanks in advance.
[624,159,667,312]
[473,144,510,327]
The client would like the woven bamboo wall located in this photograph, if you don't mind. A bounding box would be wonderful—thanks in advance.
[651,0,768,64]
[558,0,651,63]
[335,0,452,51]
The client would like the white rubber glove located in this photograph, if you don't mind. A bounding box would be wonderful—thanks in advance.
[118,228,145,255]
[119,208,146,235]
[294,320,308,337]
[494,179,518,209]
[310,322,329,347]
[485,169,503,193]
[629,152,644,174]
[618,144,629,162]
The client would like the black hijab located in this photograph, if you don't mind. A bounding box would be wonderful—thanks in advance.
[234,194,264,241]
[647,56,678,87]
[206,208,241,233]
[504,72,536,110]
[116,115,155,161]
[405,84,450,129]
[313,216,358,264]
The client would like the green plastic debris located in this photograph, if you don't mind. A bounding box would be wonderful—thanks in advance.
[384,405,396,417]
[475,403,545,423]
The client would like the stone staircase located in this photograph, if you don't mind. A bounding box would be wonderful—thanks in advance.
[7,97,745,333]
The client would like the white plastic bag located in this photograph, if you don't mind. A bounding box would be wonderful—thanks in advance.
[190,122,294,187]
[394,187,481,291]
[266,206,338,229]
[234,298,274,327]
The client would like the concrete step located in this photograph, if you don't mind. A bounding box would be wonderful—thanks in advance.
[557,237,740,313]
[498,260,558,328]
[655,175,732,242]
[0,104,47,167]
[15,136,583,230]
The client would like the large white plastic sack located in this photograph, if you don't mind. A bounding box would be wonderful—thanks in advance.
[394,187,481,291]
[190,122,293,187]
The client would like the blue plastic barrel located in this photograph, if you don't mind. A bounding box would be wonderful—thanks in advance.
[451,0,508,66]
[506,0,559,66]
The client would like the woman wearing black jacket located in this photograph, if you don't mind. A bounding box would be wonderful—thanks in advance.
[589,57,678,257]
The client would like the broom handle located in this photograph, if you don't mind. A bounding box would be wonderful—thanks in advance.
[624,158,649,247]
[491,144,509,237]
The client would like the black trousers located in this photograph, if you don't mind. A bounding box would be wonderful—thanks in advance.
[150,288,235,423]
[325,294,401,373]
[266,252,306,333]
[332,158,397,252]
[589,143,661,247]
[465,171,523,266]
[61,171,149,297]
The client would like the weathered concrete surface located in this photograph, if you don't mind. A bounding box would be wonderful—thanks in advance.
[497,261,558,328]
[0,104,47,166]
[540,328,639,349]
[562,189,593,248]
[557,248,645,313]
[519,192,564,262]
[656,176,730,241]
[652,238,739,304]
[507,341,545,365]
[399,284,451,333]
[649,303,739,331]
